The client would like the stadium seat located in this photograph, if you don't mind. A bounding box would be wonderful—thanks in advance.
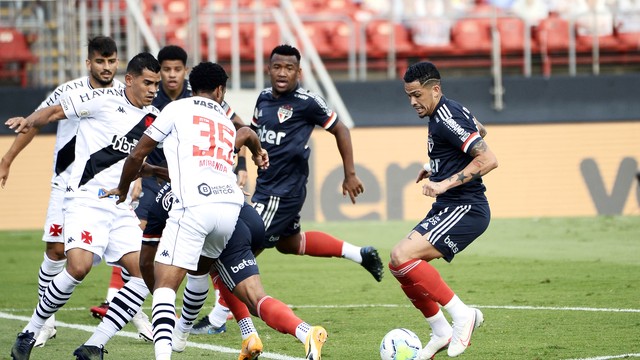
[366,20,414,58]
[536,15,570,53]
[0,28,37,87]
[301,22,334,58]
[451,18,492,54]
[616,31,640,51]
[326,21,359,59]
[497,17,526,54]
[241,22,281,59]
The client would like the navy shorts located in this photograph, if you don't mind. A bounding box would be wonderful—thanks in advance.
[213,204,264,292]
[135,177,166,221]
[250,190,305,249]
[412,202,490,262]
[141,182,173,246]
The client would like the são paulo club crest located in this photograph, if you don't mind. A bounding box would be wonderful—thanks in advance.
[277,105,293,123]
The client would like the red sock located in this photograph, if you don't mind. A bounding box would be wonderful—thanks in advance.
[389,259,455,317]
[109,266,124,289]
[299,231,343,257]
[256,296,302,336]
[214,275,251,320]
[211,277,228,307]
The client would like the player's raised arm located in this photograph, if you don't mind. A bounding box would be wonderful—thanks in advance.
[236,126,268,170]
[328,120,364,204]
[5,105,67,134]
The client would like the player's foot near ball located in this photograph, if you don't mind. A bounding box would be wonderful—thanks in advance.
[448,308,483,357]
[360,246,384,282]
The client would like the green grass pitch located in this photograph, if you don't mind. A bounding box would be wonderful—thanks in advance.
[1,216,639,359]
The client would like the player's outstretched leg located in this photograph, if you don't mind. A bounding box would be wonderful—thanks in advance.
[359,246,384,282]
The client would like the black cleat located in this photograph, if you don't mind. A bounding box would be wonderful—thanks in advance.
[11,331,36,360]
[360,246,384,282]
[73,345,107,360]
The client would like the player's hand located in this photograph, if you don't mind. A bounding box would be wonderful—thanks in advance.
[416,168,432,183]
[236,169,248,188]
[252,149,269,170]
[421,180,445,198]
[5,117,33,134]
[342,174,364,204]
[100,187,127,205]
[0,158,11,188]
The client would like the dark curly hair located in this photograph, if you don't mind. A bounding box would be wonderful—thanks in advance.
[158,45,188,66]
[403,61,441,85]
[189,62,228,93]
[270,44,301,63]
[126,52,160,76]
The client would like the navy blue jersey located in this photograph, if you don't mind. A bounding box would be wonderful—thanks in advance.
[251,85,338,198]
[428,95,487,204]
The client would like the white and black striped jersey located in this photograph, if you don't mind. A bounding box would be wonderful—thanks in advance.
[144,96,243,209]
[59,87,159,203]
[37,76,126,188]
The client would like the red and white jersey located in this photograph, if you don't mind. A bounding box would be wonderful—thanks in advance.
[60,87,159,203]
[144,96,243,208]
[37,76,126,188]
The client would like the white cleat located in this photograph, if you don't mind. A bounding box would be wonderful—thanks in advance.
[447,308,483,357]
[132,310,153,342]
[172,327,189,353]
[418,334,450,360]
[34,321,57,348]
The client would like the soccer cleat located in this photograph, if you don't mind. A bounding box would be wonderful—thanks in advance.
[34,324,57,348]
[90,302,109,319]
[72,345,107,360]
[190,316,227,335]
[11,331,36,360]
[238,333,263,360]
[417,334,450,360]
[131,310,154,342]
[360,246,384,282]
[447,307,484,357]
[304,326,327,360]
[172,327,189,352]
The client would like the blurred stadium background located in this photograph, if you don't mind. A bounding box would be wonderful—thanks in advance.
[0,0,639,230]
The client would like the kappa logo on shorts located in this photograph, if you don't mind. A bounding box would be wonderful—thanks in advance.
[67,237,75,244]
[81,231,93,245]
[161,250,170,257]
[49,224,63,237]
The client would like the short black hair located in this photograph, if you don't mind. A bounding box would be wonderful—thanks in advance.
[403,61,441,84]
[157,45,188,65]
[270,44,301,63]
[189,62,228,93]
[126,52,160,76]
[87,35,117,58]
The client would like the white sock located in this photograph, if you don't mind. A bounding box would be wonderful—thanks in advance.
[426,309,452,338]
[443,295,470,323]
[295,322,312,343]
[152,287,176,360]
[106,287,119,303]
[37,253,66,298]
[237,317,257,340]
[208,299,231,328]
[341,242,362,263]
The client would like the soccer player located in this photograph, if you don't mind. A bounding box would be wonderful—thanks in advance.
[250,44,383,278]
[172,202,328,360]
[0,35,150,346]
[7,52,163,360]
[389,61,498,359]
[101,61,268,360]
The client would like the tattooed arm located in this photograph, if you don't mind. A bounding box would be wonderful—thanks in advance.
[421,139,498,198]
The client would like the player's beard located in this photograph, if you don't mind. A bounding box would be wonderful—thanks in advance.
[92,72,114,87]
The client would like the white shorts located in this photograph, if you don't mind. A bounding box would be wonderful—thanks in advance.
[155,202,241,271]
[62,196,142,266]
[42,186,66,243]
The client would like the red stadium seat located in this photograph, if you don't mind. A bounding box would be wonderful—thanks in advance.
[536,15,570,53]
[326,21,359,59]
[366,20,414,58]
[241,22,281,60]
[301,22,334,58]
[451,18,492,54]
[617,31,640,51]
[0,28,37,87]
[497,17,526,54]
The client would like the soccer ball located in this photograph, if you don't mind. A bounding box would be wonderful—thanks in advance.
[379,328,422,360]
